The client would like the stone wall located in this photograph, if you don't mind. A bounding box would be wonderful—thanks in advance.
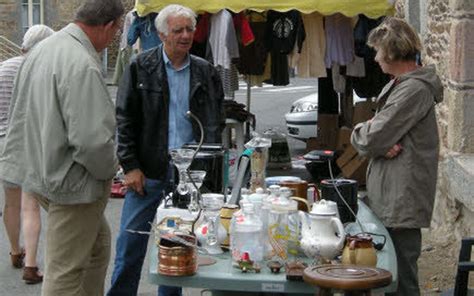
[433,0,474,242]
[47,0,135,69]
[395,0,474,250]
[0,0,21,44]
[0,0,134,68]
[47,0,81,30]
[403,0,474,245]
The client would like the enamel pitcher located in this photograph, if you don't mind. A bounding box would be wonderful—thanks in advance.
[299,199,345,261]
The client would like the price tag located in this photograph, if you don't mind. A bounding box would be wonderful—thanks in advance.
[261,283,285,292]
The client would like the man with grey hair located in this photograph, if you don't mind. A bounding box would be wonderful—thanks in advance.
[108,4,224,296]
[0,0,124,295]
[0,24,54,285]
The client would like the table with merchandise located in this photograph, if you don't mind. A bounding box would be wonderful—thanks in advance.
[148,199,398,295]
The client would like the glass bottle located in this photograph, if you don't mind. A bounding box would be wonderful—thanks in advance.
[266,187,297,261]
[230,203,264,266]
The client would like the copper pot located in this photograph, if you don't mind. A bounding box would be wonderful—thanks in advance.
[158,234,197,276]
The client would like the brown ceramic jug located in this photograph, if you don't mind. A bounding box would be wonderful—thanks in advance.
[341,234,377,267]
[279,180,319,211]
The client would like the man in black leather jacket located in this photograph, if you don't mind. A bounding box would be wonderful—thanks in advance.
[108,5,224,296]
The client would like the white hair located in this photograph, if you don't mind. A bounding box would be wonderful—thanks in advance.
[22,24,55,52]
[154,4,196,36]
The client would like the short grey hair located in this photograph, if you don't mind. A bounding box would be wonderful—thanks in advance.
[22,24,54,52]
[155,4,197,36]
[75,0,125,26]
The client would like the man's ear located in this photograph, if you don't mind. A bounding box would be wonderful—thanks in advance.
[159,32,166,41]
[105,20,116,30]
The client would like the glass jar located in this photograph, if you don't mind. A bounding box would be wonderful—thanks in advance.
[266,187,298,261]
[230,203,264,266]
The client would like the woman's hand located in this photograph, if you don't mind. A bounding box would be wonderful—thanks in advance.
[385,143,402,159]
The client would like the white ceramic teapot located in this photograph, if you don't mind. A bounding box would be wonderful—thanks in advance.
[299,199,345,261]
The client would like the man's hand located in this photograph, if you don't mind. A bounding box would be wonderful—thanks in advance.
[123,169,146,195]
[385,143,402,159]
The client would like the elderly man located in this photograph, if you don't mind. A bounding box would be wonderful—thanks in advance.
[0,0,123,295]
[108,4,224,296]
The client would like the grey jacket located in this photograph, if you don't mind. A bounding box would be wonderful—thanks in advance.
[0,24,118,204]
[351,65,443,228]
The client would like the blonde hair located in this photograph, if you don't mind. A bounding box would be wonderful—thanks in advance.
[367,17,421,63]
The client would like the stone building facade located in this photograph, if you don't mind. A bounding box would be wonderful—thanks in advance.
[399,0,474,250]
[0,0,134,65]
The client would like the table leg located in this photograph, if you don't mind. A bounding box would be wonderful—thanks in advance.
[343,290,370,296]
[318,288,332,296]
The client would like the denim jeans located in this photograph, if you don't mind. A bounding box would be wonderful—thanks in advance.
[107,177,181,296]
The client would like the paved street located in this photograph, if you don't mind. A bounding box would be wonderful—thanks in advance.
[0,77,316,295]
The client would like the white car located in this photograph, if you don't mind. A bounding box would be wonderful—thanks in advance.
[285,92,363,141]
[285,93,319,141]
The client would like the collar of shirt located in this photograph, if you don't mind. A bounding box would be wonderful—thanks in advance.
[63,23,102,67]
[162,47,190,72]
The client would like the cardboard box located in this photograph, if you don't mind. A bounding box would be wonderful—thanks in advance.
[336,145,368,185]
[341,155,368,185]
[336,145,358,168]
[336,126,352,152]
[316,114,339,150]
[352,100,378,125]
[306,137,325,152]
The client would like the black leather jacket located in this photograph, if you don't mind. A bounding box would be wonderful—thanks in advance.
[116,45,225,180]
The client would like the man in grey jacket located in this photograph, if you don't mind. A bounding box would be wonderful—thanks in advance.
[0,0,123,295]
[351,18,443,296]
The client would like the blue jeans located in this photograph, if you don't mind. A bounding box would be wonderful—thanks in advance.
[107,177,182,296]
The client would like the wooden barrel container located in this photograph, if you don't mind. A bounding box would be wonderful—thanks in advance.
[158,234,197,276]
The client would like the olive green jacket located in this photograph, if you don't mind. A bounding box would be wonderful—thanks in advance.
[0,24,117,204]
[351,65,443,228]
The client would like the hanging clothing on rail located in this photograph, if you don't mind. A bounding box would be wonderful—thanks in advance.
[208,9,241,97]
[324,13,354,68]
[265,10,305,86]
[233,12,255,47]
[209,9,240,69]
[318,68,339,114]
[295,12,327,78]
[351,14,390,98]
[237,11,269,77]
[331,57,366,94]
[191,13,211,59]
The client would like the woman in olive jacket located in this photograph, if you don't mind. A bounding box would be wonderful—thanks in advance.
[351,17,443,296]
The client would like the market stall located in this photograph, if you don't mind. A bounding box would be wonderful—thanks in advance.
[132,0,393,104]
[149,200,398,294]
[132,0,398,294]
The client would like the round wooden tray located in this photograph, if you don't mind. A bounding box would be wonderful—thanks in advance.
[303,264,392,291]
